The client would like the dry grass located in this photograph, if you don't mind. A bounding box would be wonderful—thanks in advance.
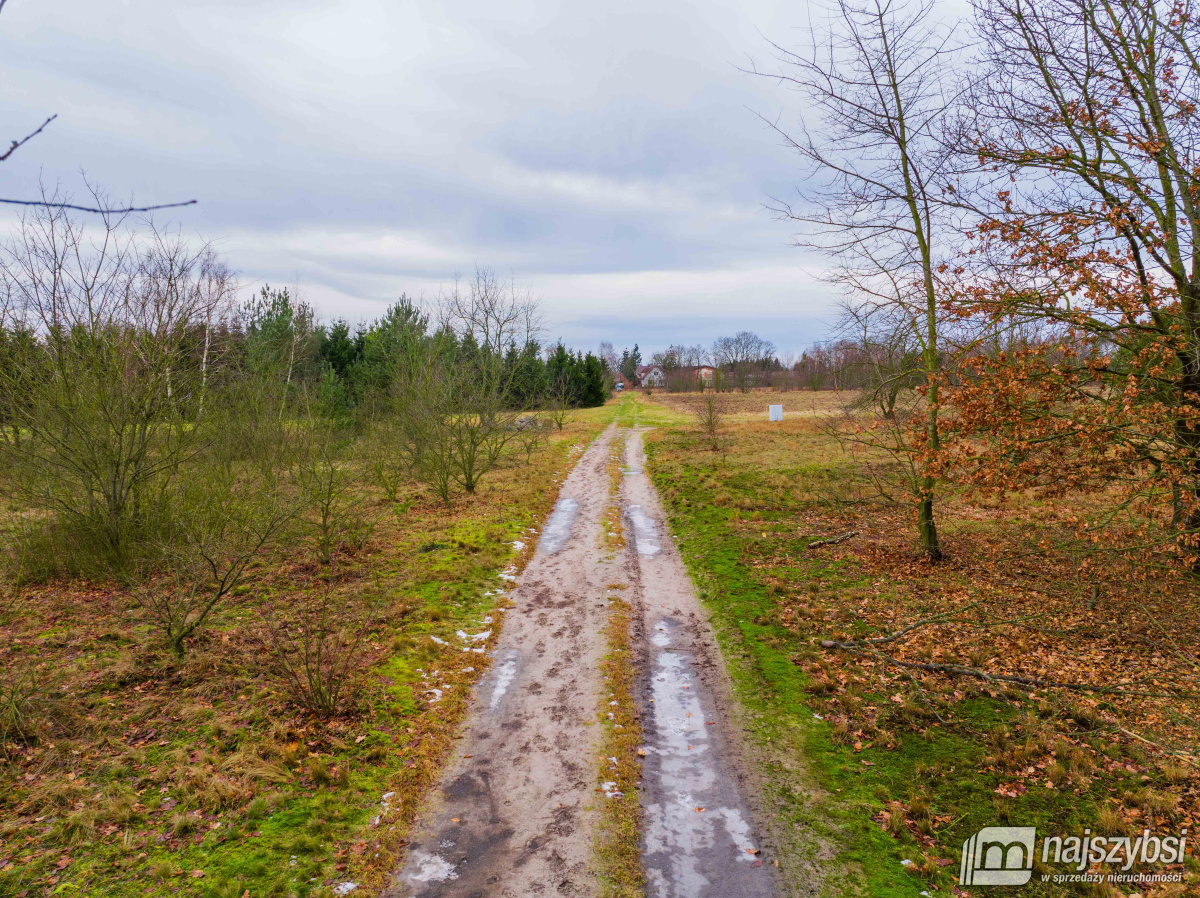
[639,390,1200,894]
[593,583,645,897]
[655,387,856,423]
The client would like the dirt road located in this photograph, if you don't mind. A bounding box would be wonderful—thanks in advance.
[622,430,775,898]
[387,424,776,897]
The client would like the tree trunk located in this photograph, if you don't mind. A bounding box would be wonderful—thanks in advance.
[917,479,942,561]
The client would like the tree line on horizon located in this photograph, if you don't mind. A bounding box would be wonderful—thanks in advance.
[0,207,607,595]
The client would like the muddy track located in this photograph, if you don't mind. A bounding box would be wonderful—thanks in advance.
[387,424,777,898]
[621,429,776,898]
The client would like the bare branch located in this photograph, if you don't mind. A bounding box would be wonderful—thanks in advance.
[821,638,1191,698]
[0,197,198,214]
[1,115,57,163]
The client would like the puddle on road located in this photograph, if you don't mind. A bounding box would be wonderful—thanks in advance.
[490,651,518,709]
[642,619,765,898]
[537,497,579,554]
[625,505,661,556]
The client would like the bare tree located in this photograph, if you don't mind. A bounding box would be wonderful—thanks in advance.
[440,267,540,358]
[778,351,798,391]
[692,394,729,452]
[547,372,572,431]
[0,203,234,564]
[712,331,776,392]
[751,0,966,559]
[599,340,620,375]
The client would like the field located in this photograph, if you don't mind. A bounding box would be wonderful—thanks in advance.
[0,406,614,898]
[641,389,1200,896]
[4,384,1199,898]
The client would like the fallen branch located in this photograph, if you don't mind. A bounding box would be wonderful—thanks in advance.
[1118,727,1199,762]
[807,530,859,549]
[820,639,1189,698]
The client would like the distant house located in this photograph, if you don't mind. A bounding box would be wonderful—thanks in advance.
[663,365,715,390]
[635,364,666,388]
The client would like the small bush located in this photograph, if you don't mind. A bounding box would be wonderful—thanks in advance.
[257,573,382,719]
[691,394,728,452]
[293,417,373,565]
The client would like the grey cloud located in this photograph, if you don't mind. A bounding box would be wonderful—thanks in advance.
[0,0,835,352]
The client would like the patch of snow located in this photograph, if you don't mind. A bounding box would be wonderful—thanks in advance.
[333,883,359,896]
[490,651,518,709]
[405,851,459,884]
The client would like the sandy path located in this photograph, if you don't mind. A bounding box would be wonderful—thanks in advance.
[387,423,775,898]
[622,429,777,898]
[387,425,620,898]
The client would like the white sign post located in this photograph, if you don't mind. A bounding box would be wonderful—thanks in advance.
[768,404,783,422]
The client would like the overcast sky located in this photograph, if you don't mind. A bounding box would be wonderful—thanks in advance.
[0,0,837,355]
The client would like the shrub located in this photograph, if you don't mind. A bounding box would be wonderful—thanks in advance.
[691,394,728,452]
[133,468,292,658]
[293,416,372,564]
[257,574,381,719]
[0,208,235,573]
